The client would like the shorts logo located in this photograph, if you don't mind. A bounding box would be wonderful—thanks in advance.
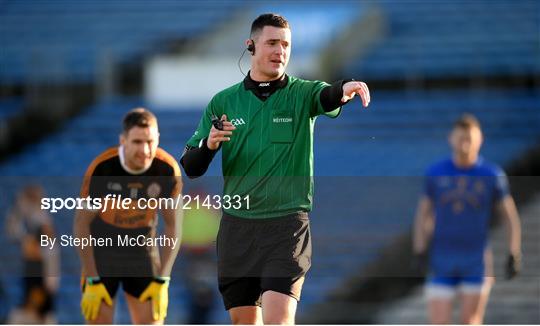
[231,118,246,126]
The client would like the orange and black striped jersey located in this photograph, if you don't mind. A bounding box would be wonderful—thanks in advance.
[80,147,181,229]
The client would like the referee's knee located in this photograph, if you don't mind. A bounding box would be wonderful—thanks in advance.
[231,315,258,325]
[263,315,295,325]
[229,306,261,325]
[262,291,297,325]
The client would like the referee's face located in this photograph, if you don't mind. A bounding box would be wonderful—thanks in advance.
[121,125,160,171]
[251,26,291,81]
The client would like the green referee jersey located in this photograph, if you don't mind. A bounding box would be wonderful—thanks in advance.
[187,75,341,218]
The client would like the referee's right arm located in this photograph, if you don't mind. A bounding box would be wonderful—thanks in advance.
[180,140,218,179]
[181,114,235,178]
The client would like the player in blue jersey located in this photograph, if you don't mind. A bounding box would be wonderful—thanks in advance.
[413,114,522,324]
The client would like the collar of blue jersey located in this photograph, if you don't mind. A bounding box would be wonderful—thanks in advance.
[450,155,484,170]
[243,72,288,94]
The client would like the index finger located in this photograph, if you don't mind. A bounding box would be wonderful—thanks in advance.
[356,88,368,108]
[221,121,236,130]
[360,82,370,104]
[356,83,370,108]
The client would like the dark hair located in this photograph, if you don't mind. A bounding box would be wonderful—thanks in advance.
[122,108,158,134]
[250,13,290,37]
[453,113,482,131]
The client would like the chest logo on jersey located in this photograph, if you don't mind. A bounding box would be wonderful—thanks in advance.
[230,118,246,127]
[147,182,162,198]
[273,117,293,123]
[107,182,122,191]
[439,177,486,214]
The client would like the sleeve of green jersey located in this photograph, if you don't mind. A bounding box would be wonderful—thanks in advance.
[309,80,342,119]
[186,99,216,147]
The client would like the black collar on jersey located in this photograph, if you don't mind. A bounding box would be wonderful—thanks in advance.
[243,72,288,101]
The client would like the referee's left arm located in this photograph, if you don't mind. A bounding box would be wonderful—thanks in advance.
[319,79,371,111]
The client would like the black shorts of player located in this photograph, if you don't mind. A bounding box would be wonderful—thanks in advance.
[217,211,312,310]
[87,218,158,298]
[82,276,154,299]
[22,268,55,316]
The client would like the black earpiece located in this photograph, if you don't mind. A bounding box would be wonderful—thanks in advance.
[247,39,255,55]
[238,39,255,76]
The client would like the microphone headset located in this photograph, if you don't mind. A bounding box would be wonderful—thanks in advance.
[238,39,255,76]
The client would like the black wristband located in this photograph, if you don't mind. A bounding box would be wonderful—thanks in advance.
[200,137,221,153]
[320,79,355,112]
[180,140,218,179]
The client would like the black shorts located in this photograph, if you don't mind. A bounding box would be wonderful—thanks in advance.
[23,275,54,316]
[82,277,153,299]
[83,277,154,299]
[217,212,312,310]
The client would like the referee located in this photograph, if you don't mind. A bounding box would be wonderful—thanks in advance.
[181,13,370,324]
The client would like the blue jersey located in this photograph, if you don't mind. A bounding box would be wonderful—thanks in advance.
[424,157,509,277]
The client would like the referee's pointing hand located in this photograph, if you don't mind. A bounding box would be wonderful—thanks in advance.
[342,81,370,108]
[207,114,236,150]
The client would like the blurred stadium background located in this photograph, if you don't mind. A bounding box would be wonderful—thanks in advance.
[0,0,539,324]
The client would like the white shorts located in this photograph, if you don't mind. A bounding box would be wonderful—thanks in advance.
[425,276,488,300]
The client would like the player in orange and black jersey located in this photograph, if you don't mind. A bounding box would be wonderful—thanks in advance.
[74,108,183,324]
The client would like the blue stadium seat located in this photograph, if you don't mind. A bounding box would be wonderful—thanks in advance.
[0,97,24,120]
[0,0,248,84]
[343,0,540,79]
